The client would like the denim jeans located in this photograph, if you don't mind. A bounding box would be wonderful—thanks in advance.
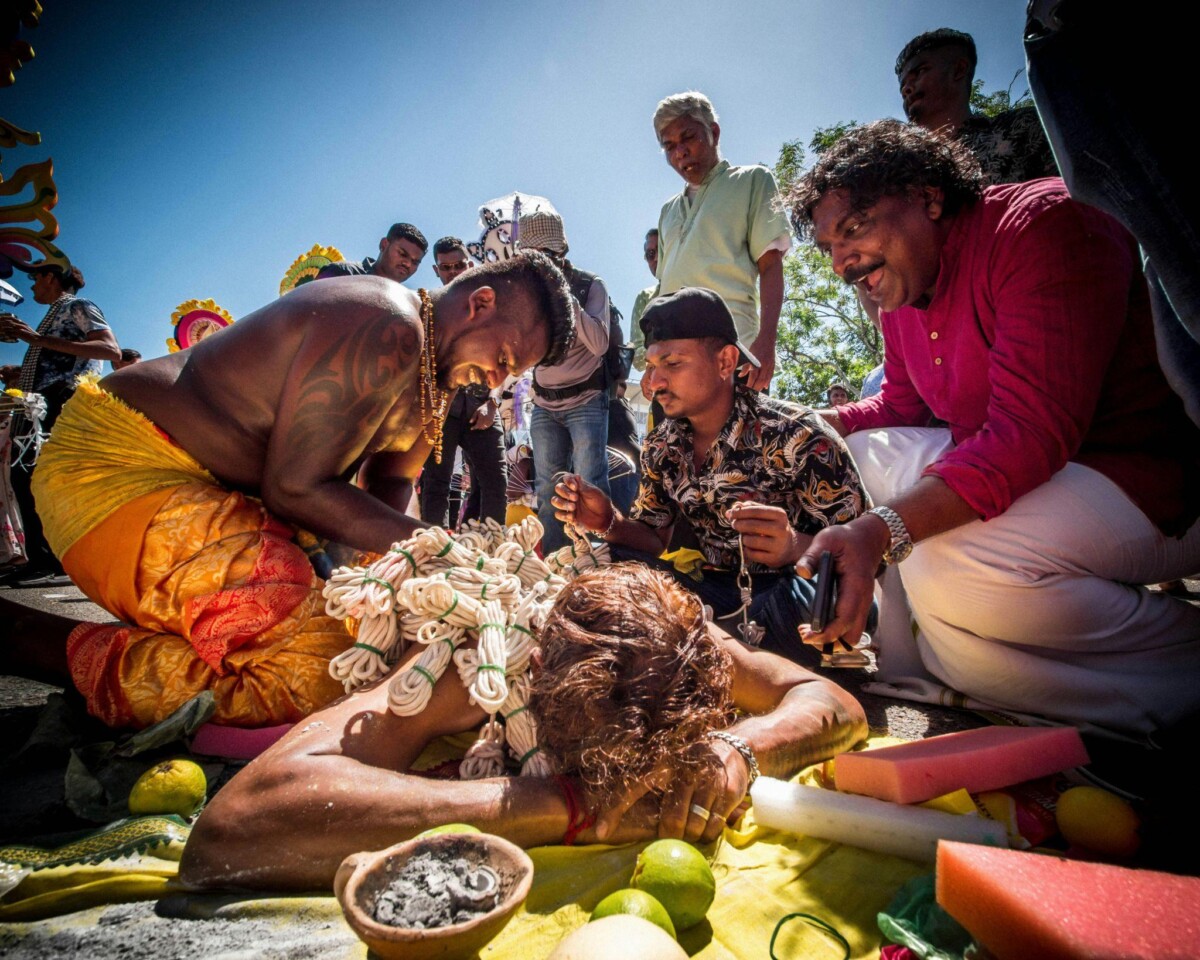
[531,393,610,553]
[610,545,878,669]
[1026,3,1200,424]
[419,393,507,528]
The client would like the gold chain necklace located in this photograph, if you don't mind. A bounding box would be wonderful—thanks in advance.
[418,288,450,463]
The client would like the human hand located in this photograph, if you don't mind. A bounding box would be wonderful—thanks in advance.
[727,501,811,568]
[550,473,614,534]
[795,516,889,648]
[0,314,36,344]
[468,398,497,430]
[740,335,775,392]
[592,738,752,845]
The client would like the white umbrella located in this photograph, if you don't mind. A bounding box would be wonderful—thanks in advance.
[468,192,558,263]
[0,279,23,306]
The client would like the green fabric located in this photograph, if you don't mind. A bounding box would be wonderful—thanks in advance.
[631,283,659,371]
[657,160,791,344]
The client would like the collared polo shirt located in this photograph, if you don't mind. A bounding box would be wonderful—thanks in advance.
[657,160,791,344]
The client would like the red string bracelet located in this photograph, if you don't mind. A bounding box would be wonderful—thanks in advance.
[554,774,595,845]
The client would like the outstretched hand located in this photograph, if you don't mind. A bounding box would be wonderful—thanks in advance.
[795,516,889,648]
[550,474,614,534]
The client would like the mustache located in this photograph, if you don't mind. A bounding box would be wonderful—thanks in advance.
[843,260,885,285]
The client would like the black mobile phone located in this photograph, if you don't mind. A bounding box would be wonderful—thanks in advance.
[810,550,835,633]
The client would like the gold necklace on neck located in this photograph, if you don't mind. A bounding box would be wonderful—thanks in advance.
[418,288,451,463]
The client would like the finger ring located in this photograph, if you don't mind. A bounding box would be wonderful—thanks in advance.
[689,803,711,821]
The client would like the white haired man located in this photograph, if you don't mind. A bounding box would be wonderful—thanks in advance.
[652,92,791,392]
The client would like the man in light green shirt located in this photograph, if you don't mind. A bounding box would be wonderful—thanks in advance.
[653,91,791,391]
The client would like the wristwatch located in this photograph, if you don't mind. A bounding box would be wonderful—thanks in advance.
[868,505,913,565]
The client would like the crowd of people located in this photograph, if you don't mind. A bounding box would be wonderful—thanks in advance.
[2,23,1198,891]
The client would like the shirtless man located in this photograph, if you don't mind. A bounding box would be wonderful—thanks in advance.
[3,254,575,728]
[179,563,867,891]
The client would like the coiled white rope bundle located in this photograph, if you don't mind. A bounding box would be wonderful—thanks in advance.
[323,515,611,780]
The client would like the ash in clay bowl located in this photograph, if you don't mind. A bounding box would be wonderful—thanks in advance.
[334,832,534,960]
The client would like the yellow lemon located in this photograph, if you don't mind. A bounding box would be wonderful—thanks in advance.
[629,839,715,931]
[1055,786,1141,857]
[128,759,207,818]
[591,888,676,939]
[416,822,483,838]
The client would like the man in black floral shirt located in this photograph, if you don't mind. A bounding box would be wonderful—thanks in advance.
[552,287,871,663]
[897,28,1057,186]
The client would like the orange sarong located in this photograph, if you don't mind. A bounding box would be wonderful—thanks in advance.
[33,381,351,728]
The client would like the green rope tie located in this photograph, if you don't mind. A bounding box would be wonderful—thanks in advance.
[475,556,486,570]
[510,624,533,636]
[518,746,541,764]
[514,552,530,574]
[769,913,850,960]
[413,665,437,686]
[439,595,459,619]
[475,664,506,673]
[440,637,458,653]
[480,581,489,599]
[390,547,418,571]
[362,577,396,595]
[354,642,387,657]
[437,540,454,558]
[505,704,528,719]
[479,622,508,632]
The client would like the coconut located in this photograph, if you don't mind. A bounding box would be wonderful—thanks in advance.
[546,914,687,959]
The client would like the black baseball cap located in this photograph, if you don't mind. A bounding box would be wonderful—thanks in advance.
[639,286,759,368]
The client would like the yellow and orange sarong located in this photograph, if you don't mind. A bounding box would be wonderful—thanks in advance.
[31,378,351,728]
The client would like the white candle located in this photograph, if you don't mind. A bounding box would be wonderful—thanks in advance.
[750,777,1007,862]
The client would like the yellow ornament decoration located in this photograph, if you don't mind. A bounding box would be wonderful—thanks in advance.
[279,243,345,296]
[166,298,234,353]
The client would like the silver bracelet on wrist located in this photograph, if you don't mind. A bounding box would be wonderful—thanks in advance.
[707,730,760,788]
[596,508,618,540]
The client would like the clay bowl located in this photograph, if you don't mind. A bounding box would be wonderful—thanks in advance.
[334,832,534,960]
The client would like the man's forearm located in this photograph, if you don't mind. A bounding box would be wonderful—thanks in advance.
[34,334,121,361]
[605,515,670,556]
[264,477,425,553]
[757,253,785,342]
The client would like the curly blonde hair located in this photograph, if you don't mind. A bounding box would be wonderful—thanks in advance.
[530,563,735,806]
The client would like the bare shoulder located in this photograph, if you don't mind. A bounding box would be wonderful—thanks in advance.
[283,276,423,344]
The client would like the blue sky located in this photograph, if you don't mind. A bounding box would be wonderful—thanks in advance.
[2,0,1031,368]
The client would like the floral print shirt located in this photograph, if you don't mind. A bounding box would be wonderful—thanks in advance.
[958,106,1058,186]
[630,388,868,572]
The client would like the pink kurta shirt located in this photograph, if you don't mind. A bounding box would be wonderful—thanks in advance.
[838,179,1199,535]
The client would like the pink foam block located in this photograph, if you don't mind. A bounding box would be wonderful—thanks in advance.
[937,840,1200,960]
[190,722,293,761]
[835,726,1088,804]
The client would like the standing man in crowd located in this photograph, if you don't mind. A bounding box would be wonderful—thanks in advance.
[316,222,428,283]
[517,209,612,553]
[0,261,120,586]
[897,28,1056,186]
[826,382,850,407]
[553,288,868,663]
[630,228,659,373]
[653,92,791,391]
[418,237,507,528]
[787,120,1200,739]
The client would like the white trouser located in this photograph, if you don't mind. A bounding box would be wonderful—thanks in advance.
[847,428,1200,740]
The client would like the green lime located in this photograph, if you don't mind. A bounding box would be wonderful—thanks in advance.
[591,888,677,939]
[416,822,483,838]
[629,839,715,931]
[128,759,207,818]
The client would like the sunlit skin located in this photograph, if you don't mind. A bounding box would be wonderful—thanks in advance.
[374,236,426,283]
[433,248,472,285]
[644,232,659,277]
[898,46,973,134]
[97,277,548,556]
[658,115,721,186]
[812,188,951,313]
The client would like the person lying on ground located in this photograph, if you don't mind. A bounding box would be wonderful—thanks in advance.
[178,563,867,891]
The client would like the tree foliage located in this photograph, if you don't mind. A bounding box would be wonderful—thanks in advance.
[970,69,1032,117]
[773,125,881,406]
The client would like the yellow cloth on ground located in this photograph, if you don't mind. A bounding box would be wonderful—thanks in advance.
[0,742,926,958]
[31,378,351,728]
[31,375,215,558]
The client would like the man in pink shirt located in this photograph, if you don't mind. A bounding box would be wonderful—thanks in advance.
[784,120,1200,740]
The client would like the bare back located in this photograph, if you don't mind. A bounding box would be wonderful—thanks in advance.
[104,278,432,551]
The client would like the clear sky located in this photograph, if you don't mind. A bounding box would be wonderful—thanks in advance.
[1,0,1032,369]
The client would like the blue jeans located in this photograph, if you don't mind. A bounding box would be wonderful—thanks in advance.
[610,546,878,668]
[419,393,507,528]
[1026,4,1200,425]
[531,393,610,553]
